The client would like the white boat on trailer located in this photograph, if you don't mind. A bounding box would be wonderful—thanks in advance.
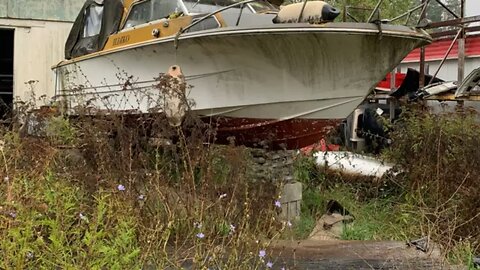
[53,0,432,149]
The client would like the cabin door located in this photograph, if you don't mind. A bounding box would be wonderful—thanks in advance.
[0,29,14,119]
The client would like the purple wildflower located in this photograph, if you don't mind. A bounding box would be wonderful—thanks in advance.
[117,184,126,191]
[281,267,286,270]
[8,211,16,218]
[274,200,282,208]
[196,232,205,239]
[266,261,273,268]
[259,249,266,258]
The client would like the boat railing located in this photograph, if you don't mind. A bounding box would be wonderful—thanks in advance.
[174,0,266,48]
[174,0,431,48]
[343,0,427,26]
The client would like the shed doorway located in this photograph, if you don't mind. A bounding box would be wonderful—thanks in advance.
[0,29,14,119]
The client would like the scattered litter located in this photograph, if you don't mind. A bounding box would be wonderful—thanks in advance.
[326,200,352,216]
[314,151,397,178]
[300,139,340,155]
[407,236,429,252]
[376,107,384,116]
[309,200,354,240]
[473,256,480,268]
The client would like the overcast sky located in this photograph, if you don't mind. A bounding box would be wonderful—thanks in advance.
[466,0,480,16]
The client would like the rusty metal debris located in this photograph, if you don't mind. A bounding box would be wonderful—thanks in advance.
[309,200,354,240]
[407,236,429,253]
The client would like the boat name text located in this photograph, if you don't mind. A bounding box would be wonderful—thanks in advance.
[113,35,131,46]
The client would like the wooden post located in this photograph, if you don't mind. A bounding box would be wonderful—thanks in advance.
[389,69,397,122]
[456,0,466,108]
[457,0,465,85]
[419,0,427,88]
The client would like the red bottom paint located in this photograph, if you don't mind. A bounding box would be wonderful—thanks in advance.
[204,117,342,150]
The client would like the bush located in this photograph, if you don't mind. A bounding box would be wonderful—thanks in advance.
[385,108,480,255]
[0,111,284,269]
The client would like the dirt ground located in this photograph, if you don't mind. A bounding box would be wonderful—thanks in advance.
[271,240,464,270]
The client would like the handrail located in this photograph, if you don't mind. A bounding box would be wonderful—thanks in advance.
[174,0,262,48]
[297,0,309,23]
[235,3,246,26]
[175,0,259,41]
[367,0,384,23]
[388,3,425,23]
[428,29,462,85]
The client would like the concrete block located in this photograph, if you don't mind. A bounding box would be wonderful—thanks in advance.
[279,182,302,221]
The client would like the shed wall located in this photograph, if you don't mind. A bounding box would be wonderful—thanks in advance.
[0,19,72,102]
[0,0,83,22]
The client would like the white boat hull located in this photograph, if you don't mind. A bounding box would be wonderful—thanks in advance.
[53,23,430,148]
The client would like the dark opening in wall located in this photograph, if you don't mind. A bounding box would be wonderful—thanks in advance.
[0,29,14,119]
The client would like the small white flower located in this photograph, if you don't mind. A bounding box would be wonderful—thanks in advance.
[26,251,34,260]
[219,193,227,199]
[79,213,88,221]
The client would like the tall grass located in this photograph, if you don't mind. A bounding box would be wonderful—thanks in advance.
[0,75,287,269]
[293,107,480,267]
[385,108,480,263]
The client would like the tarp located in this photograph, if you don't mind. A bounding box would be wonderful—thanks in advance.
[389,68,444,98]
[65,0,123,59]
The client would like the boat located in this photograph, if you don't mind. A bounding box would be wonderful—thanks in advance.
[52,0,432,149]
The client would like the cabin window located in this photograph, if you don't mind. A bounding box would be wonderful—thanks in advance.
[84,4,104,37]
[183,0,244,14]
[124,0,182,28]
[183,0,277,13]
[188,16,220,32]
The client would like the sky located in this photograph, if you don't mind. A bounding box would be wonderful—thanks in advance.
[466,0,480,16]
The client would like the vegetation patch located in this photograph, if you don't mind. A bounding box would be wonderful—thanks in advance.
[0,112,288,269]
[294,108,480,268]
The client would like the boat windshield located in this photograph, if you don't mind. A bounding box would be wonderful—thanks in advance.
[183,0,277,14]
[124,0,184,28]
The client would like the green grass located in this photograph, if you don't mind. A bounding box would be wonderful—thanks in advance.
[292,182,415,241]
[0,123,284,269]
[293,214,316,239]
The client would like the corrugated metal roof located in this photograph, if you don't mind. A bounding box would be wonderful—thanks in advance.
[403,34,480,63]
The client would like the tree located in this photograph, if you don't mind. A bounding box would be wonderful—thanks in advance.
[331,0,418,23]
[279,0,462,25]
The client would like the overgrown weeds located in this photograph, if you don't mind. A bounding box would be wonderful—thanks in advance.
[385,107,480,262]
[0,88,286,269]
[294,107,480,267]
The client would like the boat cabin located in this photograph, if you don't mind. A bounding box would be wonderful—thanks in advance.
[65,0,278,60]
